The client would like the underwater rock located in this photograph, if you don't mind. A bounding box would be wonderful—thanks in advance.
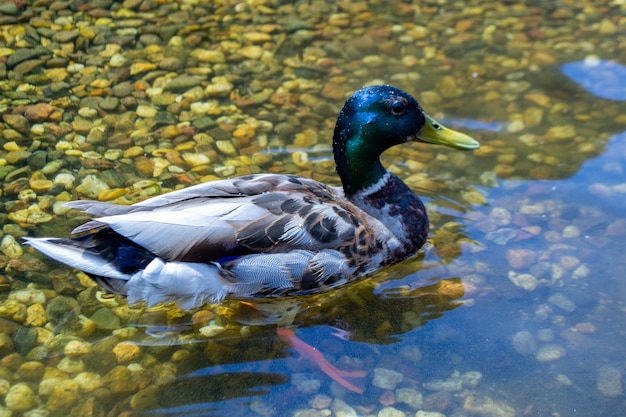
[547,293,576,313]
[377,406,406,417]
[0,235,23,258]
[308,394,332,409]
[112,341,142,363]
[511,331,537,356]
[399,345,423,363]
[535,344,566,362]
[293,372,321,394]
[506,249,536,269]
[507,272,538,291]
[372,367,404,390]
[597,365,623,397]
[46,379,80,411]
[90,307,120,330]
[249,400,276,416]
[464,395,516,417]
[395,387,423,409]
[74,372,103,392]
[57,356,85,374]
[5,383,37,411]
[331,398,358,417]
[130,384,161,411]
[198,324,226,338]
[16,361,46,381]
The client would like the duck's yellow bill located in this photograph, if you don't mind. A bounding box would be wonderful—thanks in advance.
[415,114,480,151]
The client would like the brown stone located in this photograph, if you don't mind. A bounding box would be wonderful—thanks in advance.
[24,103,54,122]
[506,249,536,269]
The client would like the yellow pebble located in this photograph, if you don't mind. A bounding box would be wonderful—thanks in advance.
[29,179,54,193]
[98,188,127,201]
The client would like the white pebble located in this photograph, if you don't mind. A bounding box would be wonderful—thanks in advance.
[54,173,76,189]
[512,331,537,356]
[0,235,23,258]
[109,53,127,67]
[199,324,225,337]
[597,365,623,397]
[535,344,566,362]
[136,104,158,118]
[372,367,404,390]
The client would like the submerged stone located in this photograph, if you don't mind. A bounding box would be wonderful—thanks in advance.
[597,365,623,397]
[372,367,404,390]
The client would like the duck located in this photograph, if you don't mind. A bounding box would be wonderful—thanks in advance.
[25,85,479,310]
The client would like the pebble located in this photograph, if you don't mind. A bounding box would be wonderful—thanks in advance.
[8,288,46,305]
[25,304,47,327]
[57,357,85,374]
[64,340,93,357]
[309,394,332,410]
[548,293,576,313]
[395,387,423,409]
[544,125,576,141]
[247,400,274,416]
[464,395,516,417]
[506,249,536,269]
[5,383,37,411]
[199,324,226,337]
[130,384,161,411]
[511,331,537,356]
[47,379,80,411]
[24,103,54,122]
[3,114,30,133]
[16,361,46,381]
[113,341,142,363]
[166,75,205,92]
[415,412,446,417]
[293,373,321,394]
[205,76,234,97]
[330,398,358,417]
[535,344,566,362]
[0,235,23,258]
[372,367,404,390]
[215,140,238,156]
[378,407,405,417]
[190,49,225,63]
[75,175,110,199]
[136,104,158,118]
[596,365,622,397]
[536,329,555,343]
[507,272,538,291]
[74,372,103,392]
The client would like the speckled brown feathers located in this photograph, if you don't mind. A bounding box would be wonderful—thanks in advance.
[25,85,478,308]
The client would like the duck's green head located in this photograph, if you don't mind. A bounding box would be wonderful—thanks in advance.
[333,85,480,195]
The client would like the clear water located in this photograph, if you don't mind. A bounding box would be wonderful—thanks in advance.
[3,1,626,416]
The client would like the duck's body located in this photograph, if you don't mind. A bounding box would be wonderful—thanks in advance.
[25,85,479,309]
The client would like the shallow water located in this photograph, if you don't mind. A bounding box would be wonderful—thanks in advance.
[1,1,626,416]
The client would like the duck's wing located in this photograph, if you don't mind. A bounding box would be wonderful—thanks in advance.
[65,174,363,263]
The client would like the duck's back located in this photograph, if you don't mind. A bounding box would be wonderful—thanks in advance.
[25,173,409,308]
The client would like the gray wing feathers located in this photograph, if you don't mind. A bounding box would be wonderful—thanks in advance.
[65,200,135,217]
[38,173,370,307]
[227,249,353,294]
[126,249,353,309]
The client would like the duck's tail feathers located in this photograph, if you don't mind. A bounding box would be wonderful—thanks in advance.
[24,237,235,309]
[23,237,132,281]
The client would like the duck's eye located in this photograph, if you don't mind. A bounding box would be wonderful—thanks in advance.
[390,99,407,115]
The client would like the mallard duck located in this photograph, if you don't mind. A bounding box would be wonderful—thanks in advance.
[25,85,479,310]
